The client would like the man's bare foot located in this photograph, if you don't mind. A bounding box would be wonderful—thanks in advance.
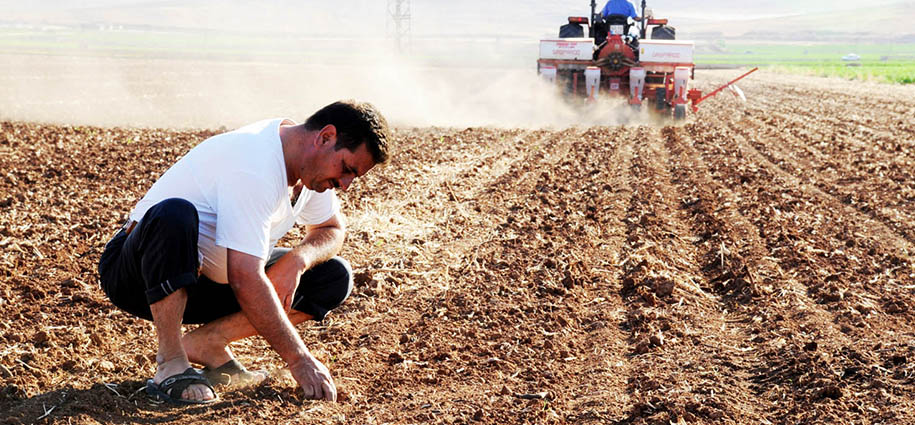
[153,356,216,402]
[181,322,266,387]
[182,330,233,369]
[203,359,269,387]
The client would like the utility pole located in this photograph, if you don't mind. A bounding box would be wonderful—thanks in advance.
[387,0,411,53]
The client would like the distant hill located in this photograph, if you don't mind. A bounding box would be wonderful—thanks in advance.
[0,0,375,35]
[677,2,915,41]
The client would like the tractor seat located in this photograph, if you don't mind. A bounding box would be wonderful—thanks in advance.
[603,14,631,36]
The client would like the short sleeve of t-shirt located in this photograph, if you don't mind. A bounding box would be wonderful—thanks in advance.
[295,189,340,226]
[215,171,279,259]
[295,189,340,225]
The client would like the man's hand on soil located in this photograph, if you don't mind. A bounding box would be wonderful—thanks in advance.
[289,354,337,401]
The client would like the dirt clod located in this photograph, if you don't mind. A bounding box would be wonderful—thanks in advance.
[654,278,675,298]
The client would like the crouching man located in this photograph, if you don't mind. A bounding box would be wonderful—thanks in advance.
[98,101,390,404]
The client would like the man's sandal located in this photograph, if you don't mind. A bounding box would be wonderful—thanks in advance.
[202,359,268,387]
[146,368,218,405]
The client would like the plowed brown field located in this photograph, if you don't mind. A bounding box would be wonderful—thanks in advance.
[1,71,914,424]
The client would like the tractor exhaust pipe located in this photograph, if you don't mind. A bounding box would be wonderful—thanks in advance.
[640,0,647,39]
[589,0,597,38]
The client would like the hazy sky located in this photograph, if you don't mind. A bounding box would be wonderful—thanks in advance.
[1,0,905,36]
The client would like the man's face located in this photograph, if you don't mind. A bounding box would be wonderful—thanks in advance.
[304,137,376,193]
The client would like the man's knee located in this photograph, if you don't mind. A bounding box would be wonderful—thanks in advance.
[292,256,353,320]
[320,256,354,308]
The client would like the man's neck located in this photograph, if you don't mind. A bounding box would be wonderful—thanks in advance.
[280,124,307,187]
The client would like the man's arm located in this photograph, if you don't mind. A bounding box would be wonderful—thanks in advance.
[295,211,347,272]
[227,249,336,401]
[628,1,641,21]
[266,211,346,310]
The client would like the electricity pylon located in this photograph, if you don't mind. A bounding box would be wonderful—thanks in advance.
[387,0,411,53]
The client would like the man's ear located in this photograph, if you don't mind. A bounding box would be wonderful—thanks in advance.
[319,124,338,146]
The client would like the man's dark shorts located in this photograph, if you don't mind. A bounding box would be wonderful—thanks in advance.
[97,198,353,324]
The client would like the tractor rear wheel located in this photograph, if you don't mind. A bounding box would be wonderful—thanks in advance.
[674,104,686,120]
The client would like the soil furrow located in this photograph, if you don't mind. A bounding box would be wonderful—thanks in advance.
[684,120,915,424]
[732,109,915,229]
[556,127,636,424]
[742,79,915,144]
[420,127,628,424]
[611,126,766,424]
[320,129,569,423]
[688,121,914,321]
[661,124,790,422]
[670,123,869,422]
[722,114,915,246]
[743,76,915,119]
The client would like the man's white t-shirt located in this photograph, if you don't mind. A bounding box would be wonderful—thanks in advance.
[129,118,339,283]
